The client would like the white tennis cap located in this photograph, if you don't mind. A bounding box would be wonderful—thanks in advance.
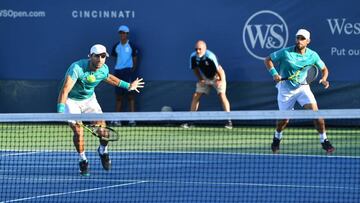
[89,44,109,56]
[296,29,310,40]
[118,25,130,33]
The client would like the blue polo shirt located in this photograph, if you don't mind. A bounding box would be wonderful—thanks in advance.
[112,40,138,70]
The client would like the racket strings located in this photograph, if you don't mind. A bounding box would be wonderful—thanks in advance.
[306,66,319,83]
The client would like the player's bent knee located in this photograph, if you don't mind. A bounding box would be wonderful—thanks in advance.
[218,93,228,100]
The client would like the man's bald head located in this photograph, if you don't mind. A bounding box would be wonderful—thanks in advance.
[195,40,207,57]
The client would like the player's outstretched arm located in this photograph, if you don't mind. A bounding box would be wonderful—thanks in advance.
[105,74,121,86]
[106,74,144,92]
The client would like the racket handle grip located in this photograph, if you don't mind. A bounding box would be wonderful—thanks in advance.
[280,77,288,81]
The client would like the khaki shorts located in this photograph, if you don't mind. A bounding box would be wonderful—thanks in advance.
[195,77,227,95]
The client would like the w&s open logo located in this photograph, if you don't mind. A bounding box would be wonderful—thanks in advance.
[243,10,288,60]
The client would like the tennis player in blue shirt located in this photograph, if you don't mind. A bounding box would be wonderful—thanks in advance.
[57,44,144,176]
[264,29,335,154]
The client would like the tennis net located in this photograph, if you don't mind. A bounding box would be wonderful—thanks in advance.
[0,110,359,203]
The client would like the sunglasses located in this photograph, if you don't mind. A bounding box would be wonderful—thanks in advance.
[195,48,202,51]
[93,54,107,59]
[296,36,306,41]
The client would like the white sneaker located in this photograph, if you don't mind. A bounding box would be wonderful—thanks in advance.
[180,123,194,128]
[225,121,233,129]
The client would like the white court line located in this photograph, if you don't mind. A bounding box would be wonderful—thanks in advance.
[0,151,43,157]
[0,181,146,203]
[1,149,359,159]
[0,175,141,183]
[1,175,358,191]
[97,150,360,160]
[143,179,360,191]
[112,150,360,159]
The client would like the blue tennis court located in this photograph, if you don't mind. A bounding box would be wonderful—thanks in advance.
[1,151,359,203]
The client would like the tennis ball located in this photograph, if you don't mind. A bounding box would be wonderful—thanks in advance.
[87,75,96,83]
[161,106,173,112]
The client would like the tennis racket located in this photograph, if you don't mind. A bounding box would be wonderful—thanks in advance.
[78,123,119,141]
[281,65,319,84]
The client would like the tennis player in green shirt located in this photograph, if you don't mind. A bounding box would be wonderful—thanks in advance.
[264,29,335,154]
[57,44,144,176]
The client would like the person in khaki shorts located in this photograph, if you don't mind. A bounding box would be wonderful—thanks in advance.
[182,40,232,129]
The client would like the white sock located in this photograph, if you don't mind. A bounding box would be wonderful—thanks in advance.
[99,145,108,155]
[274,130,283,140]
[319,132,327,143]
[79,152,87,161]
